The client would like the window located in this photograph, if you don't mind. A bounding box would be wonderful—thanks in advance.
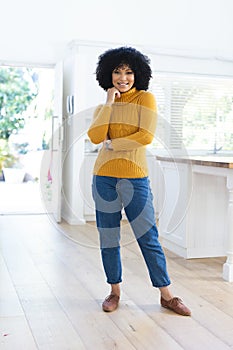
[150,73,233,153]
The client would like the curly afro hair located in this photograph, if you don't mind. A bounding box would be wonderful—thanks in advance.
[96,46,152,91]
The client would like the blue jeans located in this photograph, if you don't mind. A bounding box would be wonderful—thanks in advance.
[92,175,171,288]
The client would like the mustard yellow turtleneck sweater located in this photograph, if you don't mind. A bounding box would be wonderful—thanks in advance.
[87,87,157,178]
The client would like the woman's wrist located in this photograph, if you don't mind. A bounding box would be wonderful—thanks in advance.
[105,100,113,106]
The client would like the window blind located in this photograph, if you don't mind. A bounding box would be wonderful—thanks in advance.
[150,73,233,153]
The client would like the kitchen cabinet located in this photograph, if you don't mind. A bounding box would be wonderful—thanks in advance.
[156,155,233,281]
[82,152,98,221]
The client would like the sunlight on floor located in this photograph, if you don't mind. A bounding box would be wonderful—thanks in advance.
[0,182,46,214]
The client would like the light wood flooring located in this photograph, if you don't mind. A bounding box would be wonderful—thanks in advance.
[1,214,233,350]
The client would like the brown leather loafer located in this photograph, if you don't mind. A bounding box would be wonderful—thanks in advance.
[161,296,191,316]
[102,294,120,312]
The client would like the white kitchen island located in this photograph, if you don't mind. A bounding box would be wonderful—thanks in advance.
[156,155,233,282]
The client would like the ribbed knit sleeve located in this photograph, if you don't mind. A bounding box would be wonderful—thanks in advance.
[111,92,157,151]
[87,104,112,144]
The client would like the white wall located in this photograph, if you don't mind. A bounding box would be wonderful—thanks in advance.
[0,0,233,66]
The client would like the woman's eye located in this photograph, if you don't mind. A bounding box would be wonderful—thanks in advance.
[113,70,133,75]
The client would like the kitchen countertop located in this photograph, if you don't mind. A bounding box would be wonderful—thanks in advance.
[156,155,233,169]
[84,150,233,168]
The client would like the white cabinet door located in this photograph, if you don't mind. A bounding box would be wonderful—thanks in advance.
[147,154,159,217]
[158,161,189,254]
[82,153,97,221]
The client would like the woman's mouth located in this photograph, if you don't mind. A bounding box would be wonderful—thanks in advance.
[118,83,128,87]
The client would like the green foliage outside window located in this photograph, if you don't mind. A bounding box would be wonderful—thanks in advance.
[0,67,38,140]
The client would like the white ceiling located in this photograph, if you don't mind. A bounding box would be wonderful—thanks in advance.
[1,0,233,67]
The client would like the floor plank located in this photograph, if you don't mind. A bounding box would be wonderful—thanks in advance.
[0,316,38,350]
[1,214,233,349]
[0,255,38,349]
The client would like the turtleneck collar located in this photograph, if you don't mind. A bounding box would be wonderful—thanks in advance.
[114,87,143,103]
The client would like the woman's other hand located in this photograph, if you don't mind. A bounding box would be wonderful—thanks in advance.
[103,139,113,150]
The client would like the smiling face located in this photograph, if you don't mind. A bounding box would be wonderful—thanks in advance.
[112,64,135,93]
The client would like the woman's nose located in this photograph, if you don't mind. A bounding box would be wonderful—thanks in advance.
[119,73,127,80]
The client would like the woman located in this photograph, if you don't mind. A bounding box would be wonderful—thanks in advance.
[87,47,191,316]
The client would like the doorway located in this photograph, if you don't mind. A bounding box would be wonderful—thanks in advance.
[0,65,55,215]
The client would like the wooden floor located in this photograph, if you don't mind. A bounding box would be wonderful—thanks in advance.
[1,214,233,350]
